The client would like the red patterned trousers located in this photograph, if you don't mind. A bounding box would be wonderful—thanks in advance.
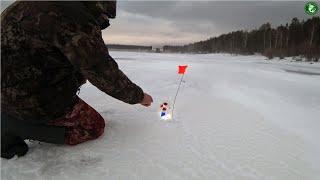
[47,96,105,145]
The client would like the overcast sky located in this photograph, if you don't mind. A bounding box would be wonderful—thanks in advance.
[1,1,313,46]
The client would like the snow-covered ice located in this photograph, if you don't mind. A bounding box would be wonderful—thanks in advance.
[1,51,320,179]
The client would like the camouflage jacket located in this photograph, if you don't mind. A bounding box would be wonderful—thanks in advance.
[1,1,144,124]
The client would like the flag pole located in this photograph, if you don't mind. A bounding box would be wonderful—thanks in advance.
[171,73,184,119]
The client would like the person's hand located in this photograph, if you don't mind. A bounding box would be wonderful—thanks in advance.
[140,93,153,107]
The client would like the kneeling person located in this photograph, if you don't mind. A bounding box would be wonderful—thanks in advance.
[1,1,153,159]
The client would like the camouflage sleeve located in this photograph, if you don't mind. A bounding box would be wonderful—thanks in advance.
[55,23,144,104]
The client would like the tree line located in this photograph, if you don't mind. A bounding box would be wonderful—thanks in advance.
[163,17,320,61]
[107,44,152,51]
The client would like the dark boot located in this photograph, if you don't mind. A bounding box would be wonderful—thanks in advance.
[1,134,28,159]
[1,113,66,159]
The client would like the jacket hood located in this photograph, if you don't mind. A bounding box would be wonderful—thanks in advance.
[82,1,117,30]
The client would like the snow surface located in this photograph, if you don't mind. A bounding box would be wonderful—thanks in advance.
[1,51,320,180]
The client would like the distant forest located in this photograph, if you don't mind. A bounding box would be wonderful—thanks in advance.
[107,44,152,51]
[164,17,320,61]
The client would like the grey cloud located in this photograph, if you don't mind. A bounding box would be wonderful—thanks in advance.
[106,1,311,45]
[1,1,313,46]
[104,1,311,46]
[118,1,309,31]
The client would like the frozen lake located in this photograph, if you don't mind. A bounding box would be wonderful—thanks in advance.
[1,51,320,179]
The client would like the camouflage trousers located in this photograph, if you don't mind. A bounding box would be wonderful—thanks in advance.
[47,96,105,145]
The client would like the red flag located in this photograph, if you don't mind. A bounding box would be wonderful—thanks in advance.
[178,65,188,74]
